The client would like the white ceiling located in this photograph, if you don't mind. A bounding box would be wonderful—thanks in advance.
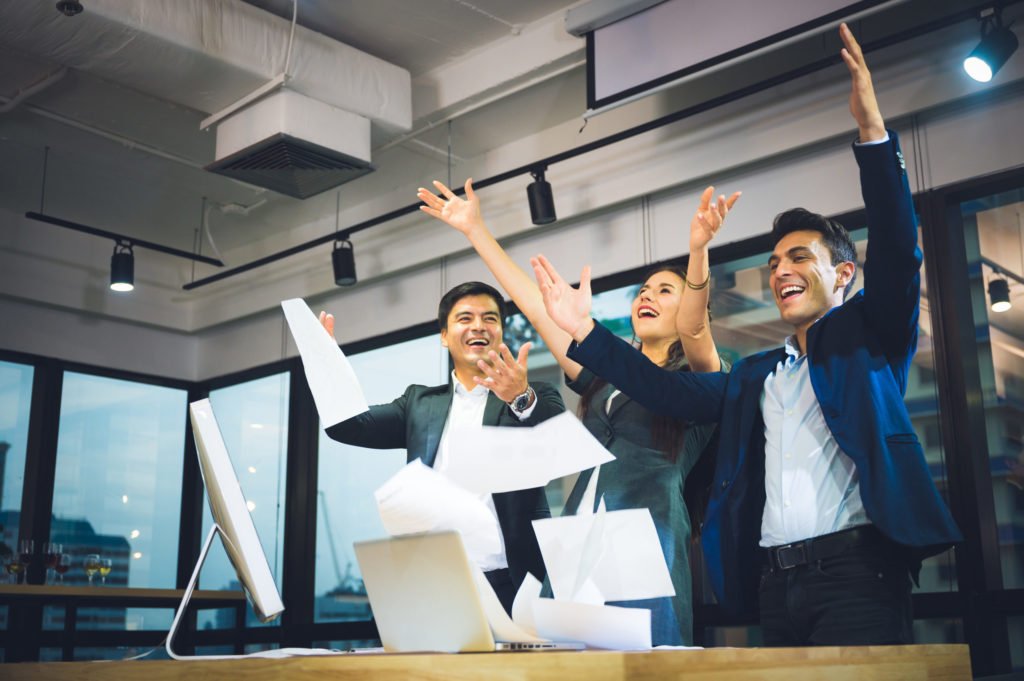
[0,0,585,264]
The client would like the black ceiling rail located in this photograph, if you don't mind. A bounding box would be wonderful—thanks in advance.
[181,0,1018,290]
[26,212,224,267]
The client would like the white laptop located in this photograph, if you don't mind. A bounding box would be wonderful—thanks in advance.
[354,531,583,653]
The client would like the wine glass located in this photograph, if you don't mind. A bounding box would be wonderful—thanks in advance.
[83,553,100,586]
[18,539,33,584]
[99,558,113,585]
[3,554,20,584]
[44,542,62,584]
[55,553,71,585]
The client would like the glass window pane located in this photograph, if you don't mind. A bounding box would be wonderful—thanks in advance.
[314,334,447,623]
[49,372,187,631]
[958,187,1024,591]
[198,372,289,629]
[0,360,33,570]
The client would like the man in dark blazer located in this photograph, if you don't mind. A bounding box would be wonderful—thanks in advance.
[530,24,961,645]
[320,281,565,614]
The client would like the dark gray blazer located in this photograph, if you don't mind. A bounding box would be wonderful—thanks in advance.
[325,380,565,587]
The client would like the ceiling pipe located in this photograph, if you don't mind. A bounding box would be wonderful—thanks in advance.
[0,67,68,113]
[182,4,1009,291]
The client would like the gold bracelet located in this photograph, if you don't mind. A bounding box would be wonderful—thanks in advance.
[685,273,710,291]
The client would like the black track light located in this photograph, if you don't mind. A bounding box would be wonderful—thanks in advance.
[110,242,134,292]
[332,238,357,286]
[527,167,557,225]
[964,9,1019,82]
[989,277,1011,312]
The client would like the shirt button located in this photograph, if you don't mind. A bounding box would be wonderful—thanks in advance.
[784,500,791,508]
[785,409,793,416]
[785,452,792,460]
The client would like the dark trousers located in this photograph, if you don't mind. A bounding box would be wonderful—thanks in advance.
[758,534,914,646]
[485,568,516,616]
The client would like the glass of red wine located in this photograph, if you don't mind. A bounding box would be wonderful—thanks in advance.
[44,543,62,584]
[55,553,71,585]
[17,539,33,585]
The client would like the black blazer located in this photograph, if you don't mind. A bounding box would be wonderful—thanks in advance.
[325,380,565,587]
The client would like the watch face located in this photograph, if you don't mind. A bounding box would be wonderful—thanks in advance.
[514,395,529,411]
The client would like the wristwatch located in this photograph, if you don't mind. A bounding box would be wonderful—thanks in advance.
[508,386,536,413]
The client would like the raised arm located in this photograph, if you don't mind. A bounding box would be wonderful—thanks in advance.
[840,23,921,362]
[418,179,586,380]
[679,186,740,372]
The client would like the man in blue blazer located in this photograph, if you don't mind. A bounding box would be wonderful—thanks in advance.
[320,281,565,615]
[530,24,961,645]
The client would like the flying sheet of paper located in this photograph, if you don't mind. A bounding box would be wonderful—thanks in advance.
[533,599,651,650]
[374,460,502,565]
[444,412,614,494]
[281,298,369,427]
[470,566,547,644]
[511,572,543,637]
[533,506,674,603]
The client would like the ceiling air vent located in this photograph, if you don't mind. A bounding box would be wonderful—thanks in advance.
[206,133,373,200]
[207,89,374,200]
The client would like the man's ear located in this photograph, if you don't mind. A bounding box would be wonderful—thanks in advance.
[834,261,856,292]
[440,328,449,348]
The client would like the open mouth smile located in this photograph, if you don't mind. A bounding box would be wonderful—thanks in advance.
[636,305,659,318]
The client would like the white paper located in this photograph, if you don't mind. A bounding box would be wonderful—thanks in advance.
[374,460,502,565]
[577,465,601,517]
[444,412,614,494]
[281,298,369,427]
[470,566,547,643]
[533,599,651,650]
[511,572,543,636]
[533,507,674,603]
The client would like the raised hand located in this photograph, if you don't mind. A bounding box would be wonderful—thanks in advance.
[417,179,484,236]
[530,254,595,342]
[839,22,885,142]
[474,342,532,403]
[318,311,336,340]
[690,185,741,252]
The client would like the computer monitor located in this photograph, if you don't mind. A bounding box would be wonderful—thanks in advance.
[165,399,284,659]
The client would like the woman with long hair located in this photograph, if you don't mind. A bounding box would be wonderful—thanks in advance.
[418,179,738,646]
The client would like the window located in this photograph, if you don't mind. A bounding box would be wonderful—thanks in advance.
[314,334,447,623]
[957,186,1024,591]
[0,361,32,569]
[198,372,290,629]
[49,372,187,630]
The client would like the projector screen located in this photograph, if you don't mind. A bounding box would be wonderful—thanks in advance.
[587,0,891,109]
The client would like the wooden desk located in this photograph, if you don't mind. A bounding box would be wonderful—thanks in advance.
[0,644,971,680]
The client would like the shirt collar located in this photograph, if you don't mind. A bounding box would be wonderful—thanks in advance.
[451,370,489,397]
[783,334,802,359]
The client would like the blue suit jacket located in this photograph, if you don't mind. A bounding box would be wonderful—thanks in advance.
[567,132,962,614]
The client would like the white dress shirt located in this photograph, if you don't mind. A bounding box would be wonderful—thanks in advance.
[760,336,869,547]
[433,371,536,571]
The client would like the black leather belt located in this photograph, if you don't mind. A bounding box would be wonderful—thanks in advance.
[762,525,885,571]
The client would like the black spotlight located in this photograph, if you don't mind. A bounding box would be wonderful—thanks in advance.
[56,1,84,16]
[110,242,134,292]
[527,167,557,225]
[989,277,1011,312]
[964,10,1019,82]
[332,238,357,286]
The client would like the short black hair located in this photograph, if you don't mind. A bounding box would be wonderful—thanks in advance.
[437,281,507,330]
[770,207,858,299]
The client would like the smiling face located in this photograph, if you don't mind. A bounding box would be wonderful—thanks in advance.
[768,229,854,332]
[631,269,685,344]
[440,294,504,376]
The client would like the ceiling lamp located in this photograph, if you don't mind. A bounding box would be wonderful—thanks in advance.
[110,242,135,292]
[332,237,357,286]
[527,166,557,226]
[964,9,1019,82]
